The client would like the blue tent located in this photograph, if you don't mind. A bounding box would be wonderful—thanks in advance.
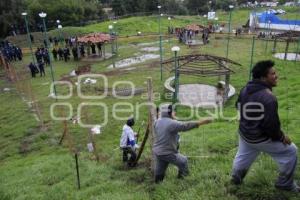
[258,11,300,25]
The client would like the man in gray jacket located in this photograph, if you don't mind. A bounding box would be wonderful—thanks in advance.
[153,104,212,183]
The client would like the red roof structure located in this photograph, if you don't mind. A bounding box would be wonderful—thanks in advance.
[185,24,207,32]
[77,33,112,43]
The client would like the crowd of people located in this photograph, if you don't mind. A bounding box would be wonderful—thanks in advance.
[49,36,105,62]
[0,34,109,79]
[0,40,23,63]
[25,35,106,78]
[176,28,210,45]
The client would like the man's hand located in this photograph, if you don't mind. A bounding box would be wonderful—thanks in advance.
[198,118,213,126]
[282,135,292,145]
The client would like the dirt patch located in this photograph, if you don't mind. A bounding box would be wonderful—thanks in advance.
[19,123,50,155]
[273,53,300,61]
[101,70,130,76]
[59,76,74,84]
[140,47,159,52]
[107,54,160,69]
[75,64,91,75]
[59,64,91,82]
[80,53,113,62]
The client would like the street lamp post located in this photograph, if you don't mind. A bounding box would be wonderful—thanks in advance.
[22,12,36,64]
[113,21,118,55]
[225,5,234,59]
[57,20,64,46]
[109,25,114,53]
[58,25,63,46]
[168,17,171,45]
[39,12,49,48]
[158,5,163,81]
[203,15,207,26]
[39,12,57,98]
[265,20,271,53]
[109,25,116,68]
[172,46,180,104]
[249,36,256,80]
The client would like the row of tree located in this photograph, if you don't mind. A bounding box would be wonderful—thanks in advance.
[110,0,238,16]
[1,0,294,38]
[0,0,104,38]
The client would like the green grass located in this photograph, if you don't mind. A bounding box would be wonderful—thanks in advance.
[1,8,300,200]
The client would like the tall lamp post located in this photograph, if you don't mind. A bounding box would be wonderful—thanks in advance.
[39,12,57,98]
[225,5,234,59]
[172,46,180,104]
[56,20,64,46]
[58,25,63,46]
[214,17,218,32]
[265,19,271,53]
[109,25,116,68]
[168,17,171,45]
[113,21,118,55]
[203,15,208,27]
[158,5,163,81]
[22,12,36,64]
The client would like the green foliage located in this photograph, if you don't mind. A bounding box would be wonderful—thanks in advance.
[215,0,236,11]
[111,0,126,16]
[0,0,25,38]
[1,8,300,200]
[25,0,103,26]
[185,0,209,14]
[0,0,104,38]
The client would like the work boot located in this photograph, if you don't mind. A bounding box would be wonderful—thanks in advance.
[155,175,165,183]
[231,174,242,185]
[231,169,248,185]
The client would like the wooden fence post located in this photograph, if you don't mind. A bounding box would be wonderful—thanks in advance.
[147,77,156,175]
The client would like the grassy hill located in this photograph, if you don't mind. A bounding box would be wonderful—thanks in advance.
[1,7,300,200]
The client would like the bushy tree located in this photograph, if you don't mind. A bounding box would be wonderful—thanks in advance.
[185,0,209,15]
[0,0,104,38]
[25,0,102,26]
[0,0,25,38]
[215,0,236,11]
[111,0,126,16]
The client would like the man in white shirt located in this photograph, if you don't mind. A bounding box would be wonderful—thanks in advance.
[120,118,138,167]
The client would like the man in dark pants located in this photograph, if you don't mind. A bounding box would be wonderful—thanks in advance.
[153,104,212,183]
[52,48,58,61]
[28,62,38,78]
[231,60,299,192]
[120,118,138,167]
[38,61,45,77]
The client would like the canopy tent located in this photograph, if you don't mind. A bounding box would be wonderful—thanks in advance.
[185,24,206,32]
[249,11,300,32]
[77,33,112,43]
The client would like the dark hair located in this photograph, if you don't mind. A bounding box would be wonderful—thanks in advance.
[167,104,173,116]
[126,117,135,127]
[252,60,274,79]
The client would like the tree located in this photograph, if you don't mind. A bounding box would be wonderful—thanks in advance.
[0,0,25,38]
[185,0,209,15]
[215,0,236,11]
[123,0,142,14]
[111,0,126,16]
[164,0,188,15]
[141,0,159,12]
